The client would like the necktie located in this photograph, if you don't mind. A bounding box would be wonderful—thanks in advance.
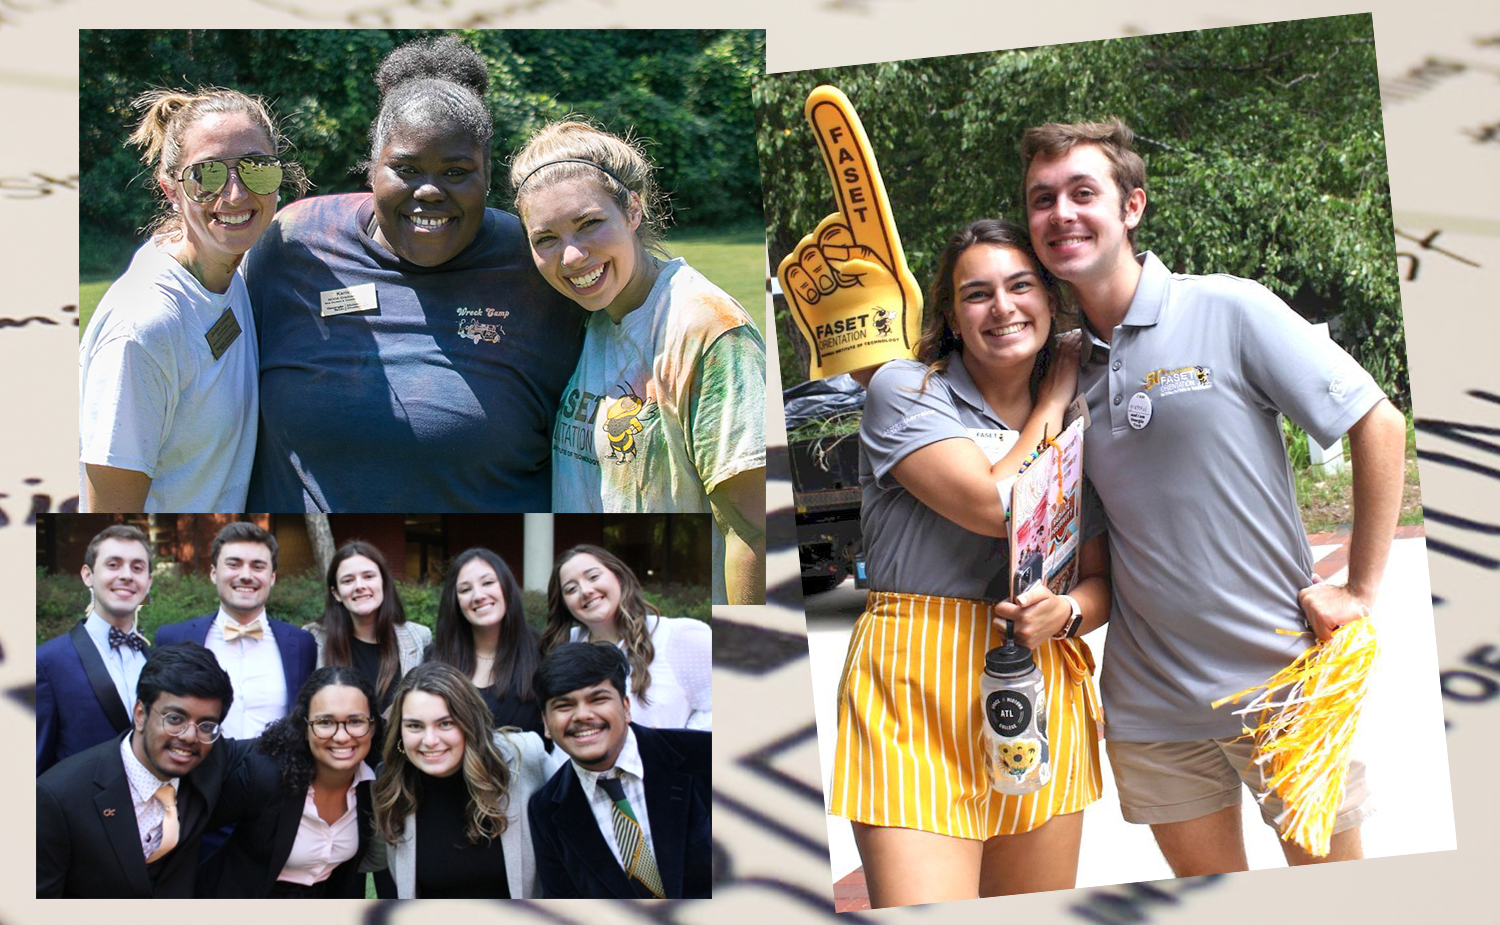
[223,618,264,642]
[108,626,146,652]
[146,783,178,863]
[598,770,665,898]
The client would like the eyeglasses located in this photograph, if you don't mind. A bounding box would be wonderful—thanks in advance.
[307,715,373,739]
[155,707,222,743]
[177,155,283,202]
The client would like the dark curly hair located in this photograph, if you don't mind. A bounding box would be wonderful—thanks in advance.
[257,666,381,796]
[367,34,493,186]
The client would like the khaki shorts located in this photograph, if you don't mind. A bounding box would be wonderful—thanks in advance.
[1106,735,1372,833]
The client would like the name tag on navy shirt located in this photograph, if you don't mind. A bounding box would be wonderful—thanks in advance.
[204,307,241,361]
[320,283,379,317]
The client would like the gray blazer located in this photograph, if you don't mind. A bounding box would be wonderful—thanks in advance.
[306,619,432,677]
[387,730,550,898]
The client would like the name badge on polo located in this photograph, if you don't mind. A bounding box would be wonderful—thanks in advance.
[1128,391,1153,430]
[204,307,241,361]
[968,428,1019,464]
[320,283,379,317]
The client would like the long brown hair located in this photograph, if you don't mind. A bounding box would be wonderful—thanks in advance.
[430,548,539,703]
[914,218,1070,399]
[315,541,409,701]
[541,545,657,704]
[372,662,513,845]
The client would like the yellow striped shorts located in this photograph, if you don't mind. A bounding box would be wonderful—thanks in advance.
[829,590,1103,838]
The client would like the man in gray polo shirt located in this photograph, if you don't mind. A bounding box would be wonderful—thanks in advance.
[1019,118,1406,874]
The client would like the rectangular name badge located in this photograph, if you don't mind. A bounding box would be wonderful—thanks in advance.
[204,307,241,361]
[968,428,1019,465]
[320,283,379,317]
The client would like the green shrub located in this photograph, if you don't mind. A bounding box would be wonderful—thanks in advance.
[37,569,709,647]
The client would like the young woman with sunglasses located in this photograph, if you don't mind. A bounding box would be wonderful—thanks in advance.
[78,87,305,512]
[196,667,381,898]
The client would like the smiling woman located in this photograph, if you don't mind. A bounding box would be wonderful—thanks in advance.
[77,87,306,513]
[372,661,553,898]
[243,35,584,511]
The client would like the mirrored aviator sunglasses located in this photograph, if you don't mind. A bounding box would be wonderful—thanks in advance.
[179,155,283,202]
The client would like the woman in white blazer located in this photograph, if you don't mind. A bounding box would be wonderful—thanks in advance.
[372,661,550,898]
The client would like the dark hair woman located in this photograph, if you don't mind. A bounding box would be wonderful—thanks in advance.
[197,666,382,897]
[372,661,550,898]
[427,547,542,736]
[541,544,710,730]
[305,540,431,716]
[244,33,584,510]
[827,219,1112,906]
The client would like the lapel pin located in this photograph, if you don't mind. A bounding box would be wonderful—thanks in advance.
[103,808,116,816]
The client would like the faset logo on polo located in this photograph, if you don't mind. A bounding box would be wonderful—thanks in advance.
[1144,364,1213,397]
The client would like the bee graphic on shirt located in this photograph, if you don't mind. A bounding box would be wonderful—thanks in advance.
[602,383,657,463]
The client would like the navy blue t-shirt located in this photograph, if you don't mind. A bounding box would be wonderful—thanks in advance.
[244,194,584,511]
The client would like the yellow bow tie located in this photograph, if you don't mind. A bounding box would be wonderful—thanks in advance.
[223,619,264,642]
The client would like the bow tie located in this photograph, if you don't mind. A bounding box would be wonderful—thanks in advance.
[222,619,265,642]
[108,626,146,652]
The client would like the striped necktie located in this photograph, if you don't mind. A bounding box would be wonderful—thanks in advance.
[598,770,665,898]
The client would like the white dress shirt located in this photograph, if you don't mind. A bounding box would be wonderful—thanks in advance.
[120,734,179,860]
[278,762,376,885]
[205,608,286,739]
[569,726,655,870]
[85,610,149,712]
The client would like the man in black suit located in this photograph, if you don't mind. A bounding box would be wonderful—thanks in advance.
[37,525,155,775]
[37,642,245,898]
[528,642,713,899]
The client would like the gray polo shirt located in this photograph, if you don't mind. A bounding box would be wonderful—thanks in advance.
[1080,252,1384,742]
[860,358,1103,600]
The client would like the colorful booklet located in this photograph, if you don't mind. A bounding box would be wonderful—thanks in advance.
[1008,414,1086,600]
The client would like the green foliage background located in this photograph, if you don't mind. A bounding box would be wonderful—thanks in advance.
[757,15,1407,406]
[37,568,711,646]
[79,29,765,274]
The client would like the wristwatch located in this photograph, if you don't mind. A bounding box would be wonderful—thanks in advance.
[1052,594,1083,640]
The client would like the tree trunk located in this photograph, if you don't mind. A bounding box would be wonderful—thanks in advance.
[307,514,335,582]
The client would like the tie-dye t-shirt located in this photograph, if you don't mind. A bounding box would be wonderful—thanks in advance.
[244,194,584,511]
[552,258,766,601]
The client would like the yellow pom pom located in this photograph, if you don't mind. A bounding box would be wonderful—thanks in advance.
[1212,617,1378,856]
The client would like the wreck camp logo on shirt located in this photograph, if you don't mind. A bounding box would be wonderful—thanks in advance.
[1144,364,1213,397]
[457,306,509,344]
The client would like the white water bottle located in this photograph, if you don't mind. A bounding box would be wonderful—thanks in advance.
[980,620,1051,795]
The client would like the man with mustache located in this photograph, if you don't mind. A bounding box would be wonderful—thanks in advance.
[155,522,315,739]
[1017,118,1405,873]
[37,525,155,775]
[37,642,248,897]
[528,642,712,898]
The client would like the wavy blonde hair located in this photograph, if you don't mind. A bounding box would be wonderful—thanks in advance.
[509,118,670,257]
[373,662,512,845]
[541,545,657,705]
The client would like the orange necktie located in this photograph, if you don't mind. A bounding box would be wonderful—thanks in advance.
[146,782,178,862]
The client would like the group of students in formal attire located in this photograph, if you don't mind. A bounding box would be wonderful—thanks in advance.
[36,521,712,899]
